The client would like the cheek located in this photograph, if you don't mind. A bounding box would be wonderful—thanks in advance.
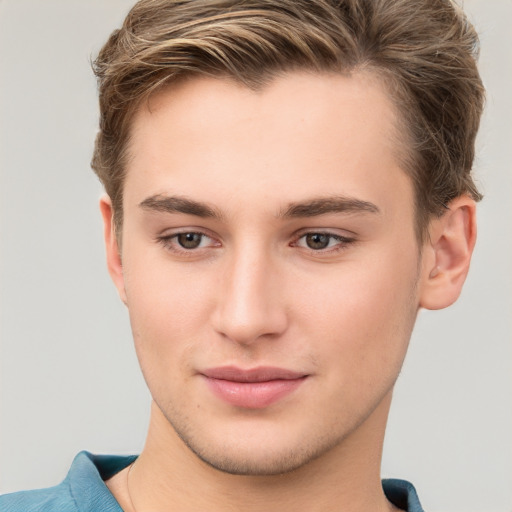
[123,264,215,405]
[122,251,215,368]
[294,248,419,381]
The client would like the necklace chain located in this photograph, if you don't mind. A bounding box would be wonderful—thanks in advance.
[126,462,138,512]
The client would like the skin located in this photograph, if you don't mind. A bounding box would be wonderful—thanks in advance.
[102,71,476,512]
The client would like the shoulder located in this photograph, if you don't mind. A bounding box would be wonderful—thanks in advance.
[0,451,137,512]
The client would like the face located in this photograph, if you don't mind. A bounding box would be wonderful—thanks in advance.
[109,72,426,475]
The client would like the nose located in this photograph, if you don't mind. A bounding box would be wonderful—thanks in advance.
[212,245,288,346]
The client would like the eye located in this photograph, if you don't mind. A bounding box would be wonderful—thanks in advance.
[304,233,331,250]
[157,231,220,254]
[176,232,204,249]
[294,232,354,252]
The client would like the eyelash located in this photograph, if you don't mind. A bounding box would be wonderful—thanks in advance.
[156,231,219,255]
[292,232,355,253]
[156,231,356,256]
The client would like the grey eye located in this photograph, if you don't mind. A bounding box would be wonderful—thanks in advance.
[177,233,203,249]
[305,233,330,250]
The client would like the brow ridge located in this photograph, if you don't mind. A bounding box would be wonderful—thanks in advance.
[281,196,380,218]
[139,194,379,220]
[139,194,222,219]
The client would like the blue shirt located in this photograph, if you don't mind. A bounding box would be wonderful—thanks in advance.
[0,451,424,511]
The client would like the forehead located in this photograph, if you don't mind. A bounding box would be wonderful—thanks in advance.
[125,71,412,222]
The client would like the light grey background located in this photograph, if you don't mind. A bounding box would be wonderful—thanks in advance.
[0,1,510,511]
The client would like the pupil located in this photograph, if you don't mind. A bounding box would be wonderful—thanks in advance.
[306,233,329,249]
[178,233,202,249]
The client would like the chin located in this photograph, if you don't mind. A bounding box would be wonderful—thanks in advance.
[166,411,345,477]
[184,438,329,476]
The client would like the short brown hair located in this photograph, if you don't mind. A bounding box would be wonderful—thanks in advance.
[91,0,484,239]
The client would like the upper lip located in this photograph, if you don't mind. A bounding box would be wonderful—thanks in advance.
[201,366,307,383]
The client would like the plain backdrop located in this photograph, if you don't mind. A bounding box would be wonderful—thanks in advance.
[0,1,511,511]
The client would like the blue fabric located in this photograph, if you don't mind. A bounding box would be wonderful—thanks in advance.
[383,478,425,512]
[0,452,136,512]
[0,452,424,511]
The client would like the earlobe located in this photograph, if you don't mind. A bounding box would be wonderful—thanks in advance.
[419,196,477,310]
[99,196,127,305]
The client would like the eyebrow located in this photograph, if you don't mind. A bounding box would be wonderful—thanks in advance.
[139,194,380,220]
[139,195,223,219]
[281,196,380,218]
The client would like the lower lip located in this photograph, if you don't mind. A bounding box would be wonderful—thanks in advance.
[203,376,307,409]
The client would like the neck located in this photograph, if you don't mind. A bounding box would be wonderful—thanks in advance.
[120,394,398,512]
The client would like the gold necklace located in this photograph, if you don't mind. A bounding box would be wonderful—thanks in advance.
[126,462,138,512]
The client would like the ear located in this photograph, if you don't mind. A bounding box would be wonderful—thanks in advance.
[419,196,477,310]
[99,196,127,305]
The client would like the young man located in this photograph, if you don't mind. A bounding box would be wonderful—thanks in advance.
[1,0,484,511]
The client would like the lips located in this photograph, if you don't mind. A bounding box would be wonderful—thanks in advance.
[200,366,308,409]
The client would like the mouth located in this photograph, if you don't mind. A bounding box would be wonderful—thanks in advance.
[200,366,309,409]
